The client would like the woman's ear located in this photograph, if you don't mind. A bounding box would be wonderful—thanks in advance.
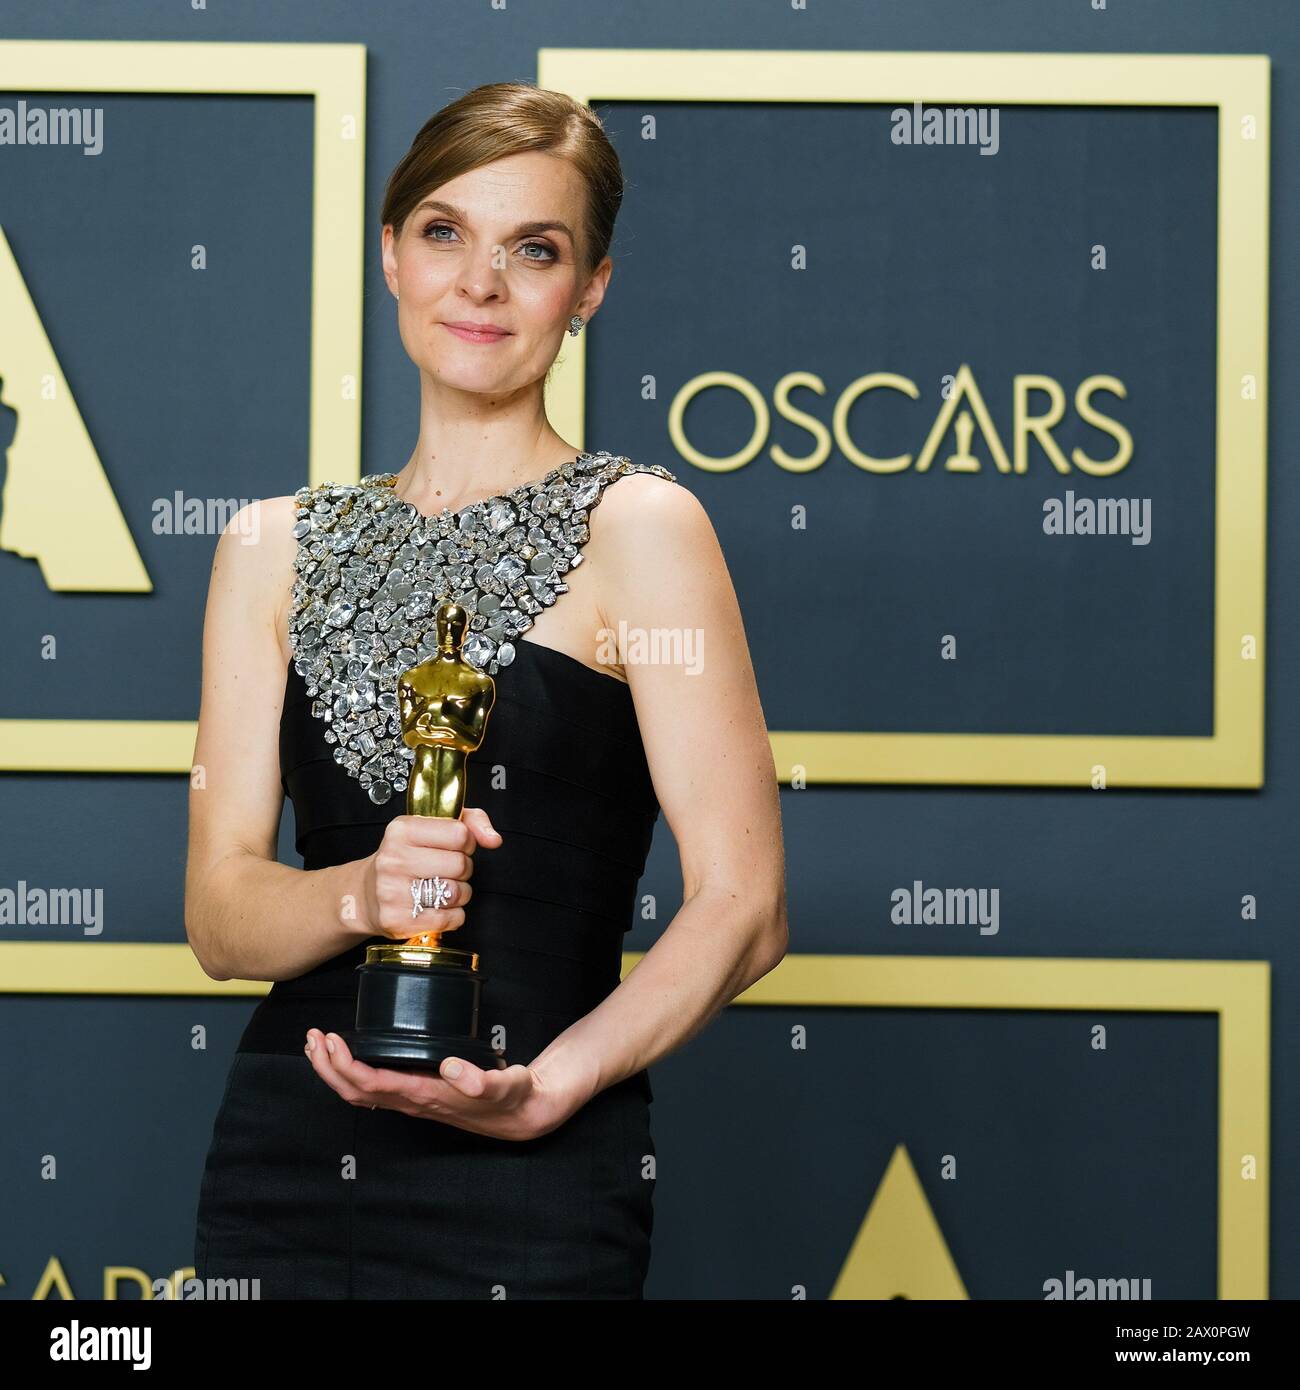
[381,224,400,300]
[574,254,613,325]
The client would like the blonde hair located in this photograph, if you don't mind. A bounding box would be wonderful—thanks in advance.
[381,82,624,275]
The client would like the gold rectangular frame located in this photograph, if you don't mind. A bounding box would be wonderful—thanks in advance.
[0,40,366,773]
[0,943,1269,1299]
[538,49,1270,789]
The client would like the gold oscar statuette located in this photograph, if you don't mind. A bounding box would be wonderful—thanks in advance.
[342,601,506,1070]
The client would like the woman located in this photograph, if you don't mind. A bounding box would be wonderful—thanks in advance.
[188,81,787,1300]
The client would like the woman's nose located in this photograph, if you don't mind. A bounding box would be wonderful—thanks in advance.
[455,248,506,299]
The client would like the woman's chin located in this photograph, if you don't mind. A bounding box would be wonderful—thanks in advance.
[422,361,527,395]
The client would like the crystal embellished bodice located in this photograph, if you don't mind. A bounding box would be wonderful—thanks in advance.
[287,450,677,805]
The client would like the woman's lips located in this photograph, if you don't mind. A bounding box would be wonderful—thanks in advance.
[442,322,511,344]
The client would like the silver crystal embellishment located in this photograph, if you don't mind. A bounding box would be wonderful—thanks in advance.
[286,451,677,803]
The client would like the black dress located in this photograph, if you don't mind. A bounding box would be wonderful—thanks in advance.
[192,452,674,1299]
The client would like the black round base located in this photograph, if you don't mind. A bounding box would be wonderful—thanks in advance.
[342,1027,506,1072]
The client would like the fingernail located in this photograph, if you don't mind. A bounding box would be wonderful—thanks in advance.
[305,1033,315,1053]
[443,1060,462,1079]
[326,1036,336,1055]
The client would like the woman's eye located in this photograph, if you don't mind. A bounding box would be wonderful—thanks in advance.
[420,224,554,263]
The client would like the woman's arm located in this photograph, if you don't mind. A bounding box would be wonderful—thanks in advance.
[184,498,499,982]
[528,472,789,1108]
[184,496,371,981]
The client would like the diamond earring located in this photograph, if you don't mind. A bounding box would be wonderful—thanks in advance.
[568,314,584,337]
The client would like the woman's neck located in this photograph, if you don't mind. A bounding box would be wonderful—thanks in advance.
[399,378,576,512]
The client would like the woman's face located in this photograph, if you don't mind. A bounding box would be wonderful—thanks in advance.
[381,151,608,396]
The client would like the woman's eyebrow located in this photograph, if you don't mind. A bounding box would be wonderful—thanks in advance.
[513,219,575,241]
[414,199,574,242]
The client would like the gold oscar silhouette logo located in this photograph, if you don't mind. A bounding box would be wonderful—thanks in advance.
[0,225,149,591]
[831,1144,968,1299]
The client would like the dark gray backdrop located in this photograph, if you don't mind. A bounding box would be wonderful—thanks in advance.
[0,0,1294,1300]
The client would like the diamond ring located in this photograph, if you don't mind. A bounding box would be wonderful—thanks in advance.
[410,875,454,919]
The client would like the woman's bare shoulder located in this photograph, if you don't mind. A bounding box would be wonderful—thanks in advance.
[211,493,301,572]
[207,493,304,659]
[587,466,715,559]
[579,466,730,651]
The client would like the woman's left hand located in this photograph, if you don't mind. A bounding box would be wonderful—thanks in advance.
[304,1029,579,1141]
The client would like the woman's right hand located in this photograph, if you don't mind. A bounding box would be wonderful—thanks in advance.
[358,808,502,941]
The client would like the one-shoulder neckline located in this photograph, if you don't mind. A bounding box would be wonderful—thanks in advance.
[285,635,632,698]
